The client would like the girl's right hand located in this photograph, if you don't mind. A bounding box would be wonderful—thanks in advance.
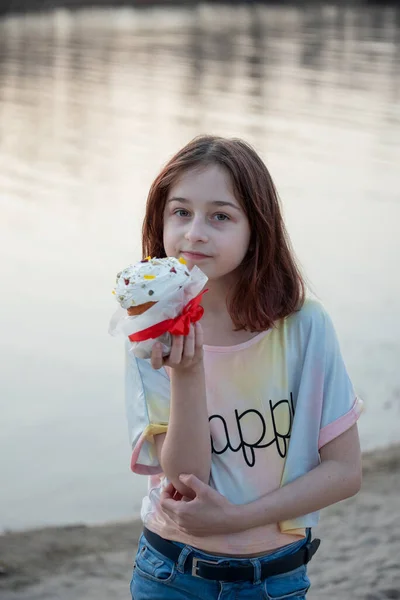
[151,322,204,371]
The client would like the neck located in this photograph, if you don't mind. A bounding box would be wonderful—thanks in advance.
[200,275,235,318]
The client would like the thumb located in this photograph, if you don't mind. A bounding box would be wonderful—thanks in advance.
[179,474,207,496]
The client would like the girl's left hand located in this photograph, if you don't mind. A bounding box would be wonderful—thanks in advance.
[160,474,236,537]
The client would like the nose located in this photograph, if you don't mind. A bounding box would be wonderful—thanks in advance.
[184,216,209,243]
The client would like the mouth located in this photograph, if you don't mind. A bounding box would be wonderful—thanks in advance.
[180,251,211,260]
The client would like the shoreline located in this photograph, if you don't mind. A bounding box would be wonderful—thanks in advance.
[1,443,399,599]
[1,0,397,18]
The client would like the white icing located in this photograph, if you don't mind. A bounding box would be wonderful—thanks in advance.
[114,257,191,309]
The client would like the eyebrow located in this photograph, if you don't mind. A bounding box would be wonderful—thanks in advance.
[167,197,241,211]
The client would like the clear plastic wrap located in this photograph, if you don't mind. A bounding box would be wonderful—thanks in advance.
[109,265,208,359]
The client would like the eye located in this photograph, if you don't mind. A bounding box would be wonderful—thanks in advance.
[214,213,230,222]
[174,209,190,217]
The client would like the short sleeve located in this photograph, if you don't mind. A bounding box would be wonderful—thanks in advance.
[318,310,363,449]
[280,299,364,534]
[125,342,170,474]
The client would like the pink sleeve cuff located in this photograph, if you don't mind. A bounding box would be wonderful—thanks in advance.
[131,462,163,475]
[318,396,364,449]
[130,425,168,475]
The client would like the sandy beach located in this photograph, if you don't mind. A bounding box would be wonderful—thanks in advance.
[1,444,399,600]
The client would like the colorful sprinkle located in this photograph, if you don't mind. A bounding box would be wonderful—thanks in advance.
[112,290,116,295]
[144,275,156,280]
[148,290,154,296]
[124,278,130,285]
[170,267,177,274]
[179,257,187,265]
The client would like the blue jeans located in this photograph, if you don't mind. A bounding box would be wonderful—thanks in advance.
[130,531,312,599]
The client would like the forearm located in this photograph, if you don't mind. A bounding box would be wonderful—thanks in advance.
[231,459,362,532]
[160,363,211,497]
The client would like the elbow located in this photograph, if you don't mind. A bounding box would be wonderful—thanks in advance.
[328,459,362,500]
[161,471,208,500]
[159,461,195,498]
[159,451,212,491]
[160,461,211,499]
[351,456,363,495]
[353,468,363,495]
[170,478,197,500]
[345,466,363,498]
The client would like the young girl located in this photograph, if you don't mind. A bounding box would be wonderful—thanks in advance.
[125,135,363,600]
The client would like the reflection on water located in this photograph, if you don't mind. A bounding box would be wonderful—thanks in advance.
[0,4,399,531]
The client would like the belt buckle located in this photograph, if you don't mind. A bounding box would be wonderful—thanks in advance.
[192,556,220,578]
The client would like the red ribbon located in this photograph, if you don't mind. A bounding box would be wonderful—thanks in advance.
[128,289,208,342]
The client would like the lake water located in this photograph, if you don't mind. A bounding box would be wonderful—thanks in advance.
[1,3,399,532]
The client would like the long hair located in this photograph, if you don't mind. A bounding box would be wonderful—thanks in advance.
[142,135,306,332]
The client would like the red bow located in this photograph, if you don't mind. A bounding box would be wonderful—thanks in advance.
[128,289,208,342]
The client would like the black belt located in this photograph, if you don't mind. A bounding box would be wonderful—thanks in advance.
[143,527,320,582]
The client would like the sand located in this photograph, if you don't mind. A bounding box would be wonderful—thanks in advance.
[1,444,399,600]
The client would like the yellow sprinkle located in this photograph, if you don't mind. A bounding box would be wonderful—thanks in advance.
[111,290,116,295]
[179,257,187,265]
[143,275,156,280]
[145,256,151,261]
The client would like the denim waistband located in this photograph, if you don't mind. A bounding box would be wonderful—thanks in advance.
[157,528,311,567]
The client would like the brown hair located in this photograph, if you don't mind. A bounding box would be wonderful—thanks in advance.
[142,135,306,332]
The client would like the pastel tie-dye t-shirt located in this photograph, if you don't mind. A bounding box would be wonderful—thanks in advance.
[125,298,363,554]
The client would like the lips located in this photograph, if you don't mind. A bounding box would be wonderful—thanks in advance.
[181,251,211,259]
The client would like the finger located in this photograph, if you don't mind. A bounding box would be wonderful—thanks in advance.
[166,335,184,365]
[160,483,183,502]
[182,324,195,360]
[160,489,174,502]
[160,498,181,521]
[161,503,192,531]
[179,473,206,497]
[163,482,175,494]
[160,483,175,501]
[160,506,177,523]
[167,335,183,364]
[151,342,163,370]
[194,322,204,351]
[160,497,179,513]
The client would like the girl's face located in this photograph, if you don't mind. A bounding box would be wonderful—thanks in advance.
[163,164,251,283]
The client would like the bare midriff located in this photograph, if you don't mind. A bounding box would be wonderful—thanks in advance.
[202,547,279,558]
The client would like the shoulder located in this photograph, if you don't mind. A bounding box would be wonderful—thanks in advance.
[284,296,330,333]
